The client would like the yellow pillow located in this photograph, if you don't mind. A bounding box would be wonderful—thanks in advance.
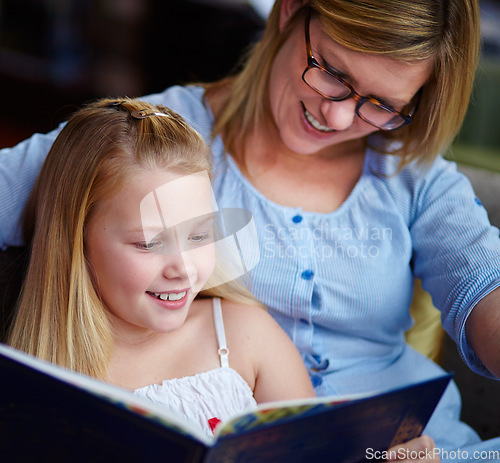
[405,279,444,363]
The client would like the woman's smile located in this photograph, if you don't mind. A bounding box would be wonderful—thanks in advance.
[302,103,335,133]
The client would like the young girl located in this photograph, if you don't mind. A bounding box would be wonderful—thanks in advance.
[7,98,315,436]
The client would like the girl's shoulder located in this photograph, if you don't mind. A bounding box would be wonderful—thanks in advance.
[219,299,316,401]
[218,299,296,360]
[189,298,275,340]
[192,297,298,355]
[219,299,278,334]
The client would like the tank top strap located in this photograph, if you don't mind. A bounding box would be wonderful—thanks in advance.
[212,297,229,368]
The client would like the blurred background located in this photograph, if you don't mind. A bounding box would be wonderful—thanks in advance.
[0,0,499,440]
[0,0,499,160]
[0,0,267,145]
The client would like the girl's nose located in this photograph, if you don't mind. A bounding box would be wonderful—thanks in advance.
[161,251,190,280]
[320,98,357,131]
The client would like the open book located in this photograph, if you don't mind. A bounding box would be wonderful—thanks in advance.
[0,344,451,463]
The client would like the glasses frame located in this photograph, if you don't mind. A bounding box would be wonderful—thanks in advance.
[301,8,417,131]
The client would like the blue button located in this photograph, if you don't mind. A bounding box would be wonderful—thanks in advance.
[475,197,482,206]
[311,354,322,363]
[301,270,314,280]
[310,374,323,387]
[299,318,309,324]
[307,353,330,371]
[311,359,329,372]
[292,214,303,223]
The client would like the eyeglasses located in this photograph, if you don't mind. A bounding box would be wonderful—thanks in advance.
[301,9,418,131]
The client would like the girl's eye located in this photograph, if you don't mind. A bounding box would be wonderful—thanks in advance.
[134,241,162,251]
[189,232,210,244]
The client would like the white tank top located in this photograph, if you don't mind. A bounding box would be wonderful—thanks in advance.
[133,298,257,436]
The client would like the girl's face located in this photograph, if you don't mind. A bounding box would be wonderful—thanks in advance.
[268,4,432,156]
[85,168,215,337]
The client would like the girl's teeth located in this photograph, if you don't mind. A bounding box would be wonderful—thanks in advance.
[154,291,186,301]
[304,109,334,132]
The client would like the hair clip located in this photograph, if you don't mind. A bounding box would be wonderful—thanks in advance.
[130,109,170,119]
[107,101,126,109]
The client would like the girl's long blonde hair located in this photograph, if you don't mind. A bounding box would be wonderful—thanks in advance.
[8,98,260,378]
[205,0,480,167]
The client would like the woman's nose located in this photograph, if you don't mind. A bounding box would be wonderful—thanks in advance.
[320,98,357,131]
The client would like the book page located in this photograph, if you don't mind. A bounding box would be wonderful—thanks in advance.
[215,375,451,439]
[215,389,373,437]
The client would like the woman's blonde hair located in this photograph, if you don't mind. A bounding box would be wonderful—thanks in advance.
[8,98,260,378]
[206,0,480,167]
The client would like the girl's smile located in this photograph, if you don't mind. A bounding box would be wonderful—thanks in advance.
[146,289,189,311]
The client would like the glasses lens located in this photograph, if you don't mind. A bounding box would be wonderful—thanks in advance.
[304,67,351,100]
[359,101,405,130]
[303,67,408,130]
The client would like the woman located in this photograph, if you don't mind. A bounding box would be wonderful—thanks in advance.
[1,0,499,460]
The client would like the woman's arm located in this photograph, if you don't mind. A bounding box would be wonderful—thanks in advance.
[466,286,500,377]
[0,128,62,247]
[408,157,500,378]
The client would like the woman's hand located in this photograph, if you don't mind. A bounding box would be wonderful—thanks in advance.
[386,435,440,462]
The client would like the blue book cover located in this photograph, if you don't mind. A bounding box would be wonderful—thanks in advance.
[0,344,452,463]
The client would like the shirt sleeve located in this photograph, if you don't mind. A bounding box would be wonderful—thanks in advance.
[0,125,63,248]
[409,157,500,378]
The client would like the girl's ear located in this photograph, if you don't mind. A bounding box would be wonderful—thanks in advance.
[279,0,307,31]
